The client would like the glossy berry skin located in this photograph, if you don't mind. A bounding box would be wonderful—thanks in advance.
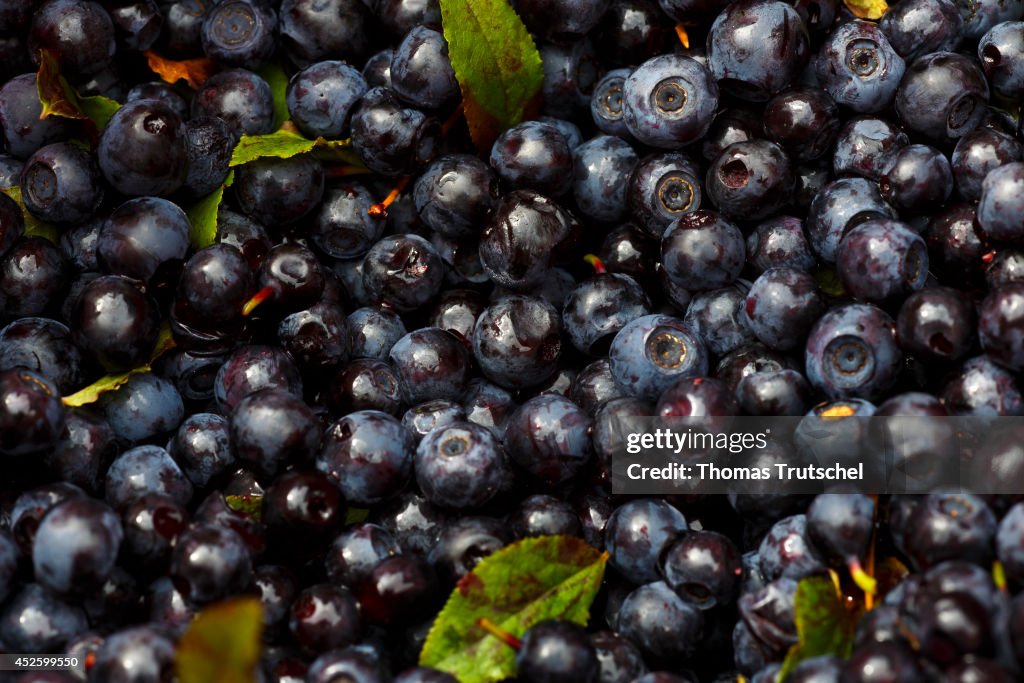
[806,177,894,263]
[479,190,576,290]
[836,219,929,302]
[325,522,401,586]
[977,161,1024,242]
[0,318,83,395]
[959,0,1024,41]
[0,236,68,318]
[318,410,413,505]
[183,116,235,198]
[609,314,708,399]
[389,328,470,404]
[571,135,638,223]
[979,21,1024,98]
[590,69,631,139]
[997,502,1024,584]
[816,20,905,114]
[328,358,404,416]
[168,413,234,489]
[901,492,996,570]
[403,399,466,442]
[952,131,1022,207]
[979,284,1024,371]
[683,284,755,356]
[105,445,192,510]
[589,631,647,683]
[278,300,350,372]
[563,274,650,355]
[605,499,687,584]
[504,395,591,484]
[472,295,562,390]
[32,498,122,595]
[29,0,115,77]
[879,0,963,62]
[287,60,368,139]
[97,99,188,197]
[617,581,704,660]
[806,493,874,565]
[192,68,276,137]
[178,244,254,324]
[490,121,573,197]
[509,494,581,538]
[347,307,406,361]
[201,0,276,68]
[307,645,389,683]
[0,368,65,457]
[390,26,458,110]
[98,197,191,283]
[622,53,719,148]
[743,268,825,351]
[288,583,361,654]
[706,0,810,101]
[706,140,795,221]
[942,354,1024,416]
[230,388,320,476]
[101,372,185,444]
[20,142,102,226]
[427,514,509,581]
[0,583,86,654]
[170,523,252,604]
[832,116,910,181]
[746,216,816,274]
[895,52,990,142]
[627,152,703,239]
[351,87,440,176]
[514,0,610,43]
[805,303,902,400]
[986,250,1024,288]
[0,73,74,160]
[538,39,602,120]
[262,469,344,551]
[256,242,326,314]
[737,368,811,416]
[758,515,827,582]
[279,0,373,67]
[214,345,303,412]
[357,554,439,625]
[414,422,508,509]
[763,88,840,163]
[661,210,745,290]
[71,275,159,372]
[897,286,974,363]
[413,154,498,239]
[879,144,953,212]
[660,531,742,608]
[515,620,599,683]
[363,234,444,312]
[235,154,325,227]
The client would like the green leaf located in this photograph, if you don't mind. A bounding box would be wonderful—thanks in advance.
[0,186,59,243]
[62,324,176,407]
[843,0,888,19]
[229,127,360,167]
[420,535,607,683]
[36,48,121,139]
[439,0,544,151]
[256,62,290,131]
[185,170,235,249]
[777,576,857,682]
[344,507,370,525]
[225,494,263,521]
[176,597,263,683]
[813,266,846,298]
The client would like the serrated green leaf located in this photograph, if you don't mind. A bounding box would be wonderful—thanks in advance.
[843,0,888,19]
[229,128,358,167]
[813,266,846,298]
[185,170,235,249]
[777,576,857,682]
[36,48,121,139]
[176,597,263,683]
[62,324,176,407]
[225,494,263,521]
[0,186,59,243]
[420,535,607,683]
[256,62,290,131]
[440,0,544,152]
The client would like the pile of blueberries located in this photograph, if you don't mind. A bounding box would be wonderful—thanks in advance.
[3,0,1024,681]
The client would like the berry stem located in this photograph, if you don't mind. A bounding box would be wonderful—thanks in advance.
[675,23,691,49]
[475,618,522,650]
[242,285,274,316]
[368,176,411,218]
[993,560,1008,592]
[849,559,877,597]
[583,254,607,274]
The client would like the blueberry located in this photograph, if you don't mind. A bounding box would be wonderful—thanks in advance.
[610,314,708,399]
[234,154,326,227]
[977,161,1024,242]
[183,116,236,198]
[33,498,122,595]
[816,20,905,113]
[201,0,277,68]
[515,620,599,683]
[0,584,87,654]
[661,210,746,290]
[878,144,953,213]
[504,394,592,484]
[351,86,441,176]
[472,295,562,390]
[806,177,894,263]
[942,354,1024,416]
[736,368,812,416]
[683,283,756,356]
[805,303,902,400]
[98,99,188,197]
[105,445,193,510]
[706,140,795,221]
[660,530,742,608]
[170,523,253,604]
[0,368,67,457]
[895,52,990,142]
[979,21,1024,98]
[230,388,321,476]
[0,73,74,160]
[363,233,445,312]
[744,267,825,351]
[951,127,1023,202]
[0,317,83,394]
[836,219,929,301]
[318,410,413,505]
[279,0,373,67]
[980,283,1024,371]
[192,68,276,137]
[832,115,910,181]
[214,345,303,412]
[572,135,638,223]
[590,69,632,138]
[590,630,648,683]
[390,26,458,110]
[955,0,1023,41]
[539,38,600,119]
[563,273,651,355]
[622,53,719,148]
[20,142,103,226]
[879,0,964,62]
[490,121,574,197]
[347,306,407,361]
[29,0,115,77]
[288,583,361,654]
[100,372,185,445]
[413,154,498,239]
[89,626,176,683]
[745,216,816,274]
[97,196,191,284]
[897,286,975,363]
[509,494,582,539]
[617,581,703,659]
[605,498,687,584]
[627,152,704,238]
[763,87,840,162]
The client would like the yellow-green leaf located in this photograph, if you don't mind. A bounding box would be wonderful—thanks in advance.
[256,62,290,131]
[439,0,544,151]
[0,186,59,243]
[420,535,607,683]
[777,576,857,681]
[185,169,235,249]
[176,598,263,683]
[843,0,888,19]
[36,48,121,137]
[225,494,263,521]
[62,324,176,407]
[813,266,846,298]
[229,128,358,167]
